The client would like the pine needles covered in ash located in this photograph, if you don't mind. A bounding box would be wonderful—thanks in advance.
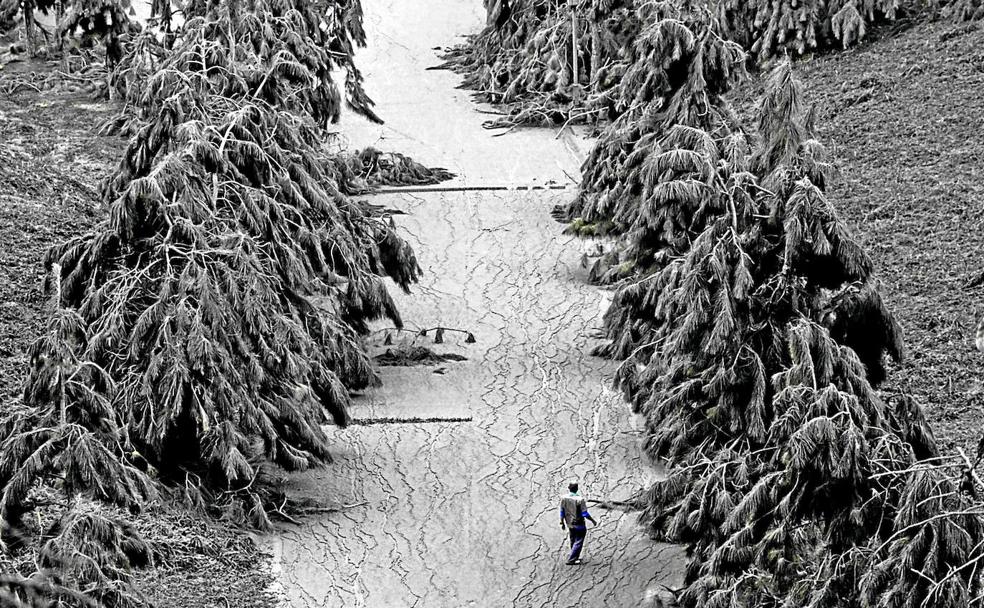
[47,0,418,519]
[1,0,422,605]
[562,5,745,284]
[566,11,984,603]
[445,0,978,128]
[442,0,644,127]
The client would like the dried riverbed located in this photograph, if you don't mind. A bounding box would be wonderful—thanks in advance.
[262,1,683,606]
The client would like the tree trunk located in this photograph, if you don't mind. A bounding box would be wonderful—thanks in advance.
[53,263,67,428]
[161,0,173,48]
[228,0,240,61]
[56,0,64,54]
[23,0,36,57]
[590,20,601,92]
[570,9,579,86]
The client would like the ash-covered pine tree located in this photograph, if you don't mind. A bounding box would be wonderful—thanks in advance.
[0,1,438,599]
[711,0,903,59]
[56,0,135,65]
[857,459,984,607]
[445,0,923,127]
[624,62,901,449]
[46,0,416,521]
[442,0,643,126]
[615,62,984,608]
[1,0,420,550]
[328,148,455,194]
[562,5,745,276]
[0,280,155,608]
[108,0,381,131]
[942,0,984,22]
[555,9,747,365]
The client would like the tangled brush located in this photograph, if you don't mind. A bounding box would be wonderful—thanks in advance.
[329,147,455,194]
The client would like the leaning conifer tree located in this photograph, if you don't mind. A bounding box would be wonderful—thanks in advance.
[56,0,416,521]
[442,0,643,127]
[619,63,984,608]
[624,62,903,463]
[0,278,155,608]
[558,7,746,365]
[1,0,419,538]
[2,1,420,604]
[562,4,745,262]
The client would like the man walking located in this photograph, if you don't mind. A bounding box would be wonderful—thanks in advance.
[559,482,596,565]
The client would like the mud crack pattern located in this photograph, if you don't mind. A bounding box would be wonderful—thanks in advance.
[269,190,682,607]
[263,1,684,605]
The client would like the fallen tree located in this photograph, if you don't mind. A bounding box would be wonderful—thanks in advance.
[329,147,455,193]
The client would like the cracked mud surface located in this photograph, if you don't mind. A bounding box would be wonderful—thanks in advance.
[263,1,684,606]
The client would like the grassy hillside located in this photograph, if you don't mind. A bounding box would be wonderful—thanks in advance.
[743,19,984,455]
[0,68,110,406]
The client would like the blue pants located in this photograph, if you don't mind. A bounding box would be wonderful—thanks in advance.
[567,526,587,562]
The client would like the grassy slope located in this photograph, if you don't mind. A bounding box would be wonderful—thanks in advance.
[0,68,108,403]
[0,61,276,608]
[740,19,984,454]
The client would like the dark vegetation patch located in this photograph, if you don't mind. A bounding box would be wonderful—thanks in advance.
[373,345,468,366]
[331,147,455,193]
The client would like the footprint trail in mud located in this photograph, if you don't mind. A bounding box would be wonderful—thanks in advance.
[263,1,685,606]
